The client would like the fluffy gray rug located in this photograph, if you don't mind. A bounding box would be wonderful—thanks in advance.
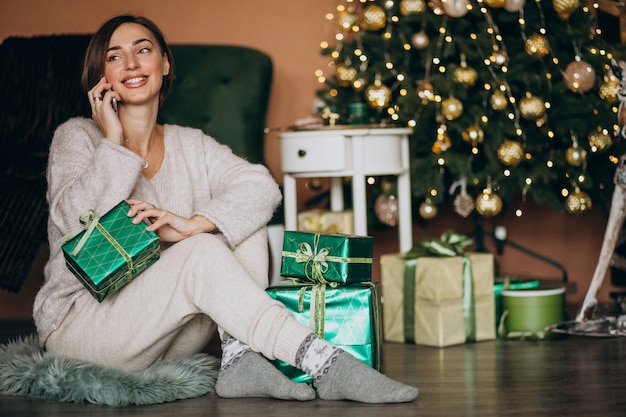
[0,335,219,407]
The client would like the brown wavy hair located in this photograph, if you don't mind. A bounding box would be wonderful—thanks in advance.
[81,15,175,105]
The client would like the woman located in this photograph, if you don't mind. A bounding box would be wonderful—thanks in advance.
[33,15,418,403]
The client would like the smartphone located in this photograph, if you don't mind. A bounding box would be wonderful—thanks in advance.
[112,97,118,113]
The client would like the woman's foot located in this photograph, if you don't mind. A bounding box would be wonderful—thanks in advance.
[215,351,315,401]
[314,351,418,403]
[295,333,418,403]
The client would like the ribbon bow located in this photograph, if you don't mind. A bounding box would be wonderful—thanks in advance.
[294,234,331,285]
[59,209,101,257]
[405,230,472,259]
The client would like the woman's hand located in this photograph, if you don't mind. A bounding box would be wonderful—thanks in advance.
[89,76,123,145]
[126,199,218,242]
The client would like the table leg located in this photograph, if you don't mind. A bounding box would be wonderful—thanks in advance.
[329,177,344,212]
[283,174,297,231]
[397,171,413,252]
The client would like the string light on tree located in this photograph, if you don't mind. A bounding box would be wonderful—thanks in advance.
[316,0,626,221]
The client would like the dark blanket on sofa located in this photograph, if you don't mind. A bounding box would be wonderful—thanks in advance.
[0,35,92,292]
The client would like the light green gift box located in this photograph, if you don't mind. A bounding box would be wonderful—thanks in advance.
[61,200,160,302]
[266,280,382,384]
[280,231,373,284]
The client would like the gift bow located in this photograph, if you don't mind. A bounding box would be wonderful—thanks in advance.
[294,237,332,285]
[403,230,477,343]
[405,230,472,259]
[59,210,101,257]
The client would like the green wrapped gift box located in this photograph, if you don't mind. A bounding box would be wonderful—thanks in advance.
[266,281,382,384]
[280,231,373,284]
[62,200,160,302]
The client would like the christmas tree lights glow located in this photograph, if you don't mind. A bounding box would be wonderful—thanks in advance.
[316,0,626,220]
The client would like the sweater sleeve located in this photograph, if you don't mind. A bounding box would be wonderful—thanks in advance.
[191,131,282,248]
[46,118,146,236]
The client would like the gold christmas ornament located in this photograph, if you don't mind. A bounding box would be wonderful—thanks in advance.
[443,0,469,18]
[411,30,430,49]
[475,187,503,217]
[484,0,507,7]
[400,0,427,15]
[588,129,612,153]
[563,60,596,93]
[419,198,438,219]
[504,0,526,12]
[565,187,592,215]
[442,97,463,120]
[497,139,524,166]
[416,81,436,104]
[553,0,580,19]
[525,34,550,57]
[336,64,358,87]
[453,57,478,87]
[519,92,545,120]
[462,124,485,147]
[490,90,508,110]
[362,4,387,31]
[365,77,392,108]
[599,73,620,103]
[565,144,587,167]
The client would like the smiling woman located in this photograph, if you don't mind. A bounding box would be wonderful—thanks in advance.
[32,14,418,405]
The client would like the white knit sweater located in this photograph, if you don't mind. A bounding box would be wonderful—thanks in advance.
[33,117,282,345]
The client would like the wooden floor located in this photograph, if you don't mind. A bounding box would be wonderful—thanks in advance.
[1,320,625,417]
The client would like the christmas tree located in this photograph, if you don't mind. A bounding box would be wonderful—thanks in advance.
[316,0,626,222]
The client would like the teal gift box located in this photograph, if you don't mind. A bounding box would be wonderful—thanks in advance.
[280,231,373,284]
[266,280,382,384]
[61,200,160,302]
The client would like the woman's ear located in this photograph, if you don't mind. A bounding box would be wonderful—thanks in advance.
[163,55,171,76]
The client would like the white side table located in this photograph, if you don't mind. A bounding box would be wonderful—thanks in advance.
[279,127,413,252]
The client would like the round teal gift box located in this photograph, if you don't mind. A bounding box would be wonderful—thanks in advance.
[500,286,566,338]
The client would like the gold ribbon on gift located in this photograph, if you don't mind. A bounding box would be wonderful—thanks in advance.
[278,278,334,338]
[59,209,134,272]
[403,230,477,343]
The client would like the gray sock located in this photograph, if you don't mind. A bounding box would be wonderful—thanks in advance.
[296,334,418,403]
[216,349,316,401]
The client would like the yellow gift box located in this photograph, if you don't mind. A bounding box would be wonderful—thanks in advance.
[380,252,496,347]
[297,209,354,235]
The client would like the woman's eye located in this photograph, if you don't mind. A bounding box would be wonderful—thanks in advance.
[138,47,151,54]
[106,55,121,62]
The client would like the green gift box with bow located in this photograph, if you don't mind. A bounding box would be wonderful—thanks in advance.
[380,231,495,347]
[280,231,373,284]
[61,200,160,302]
[266,280,382,384]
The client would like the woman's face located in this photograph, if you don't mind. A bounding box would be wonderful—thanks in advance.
[103,23,170,107]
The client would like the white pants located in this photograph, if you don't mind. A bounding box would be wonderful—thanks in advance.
[46,229,311,371]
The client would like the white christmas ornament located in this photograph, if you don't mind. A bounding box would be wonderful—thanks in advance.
[443,0,469,18]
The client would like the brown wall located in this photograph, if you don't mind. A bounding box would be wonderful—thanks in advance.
[0,0,619,320]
